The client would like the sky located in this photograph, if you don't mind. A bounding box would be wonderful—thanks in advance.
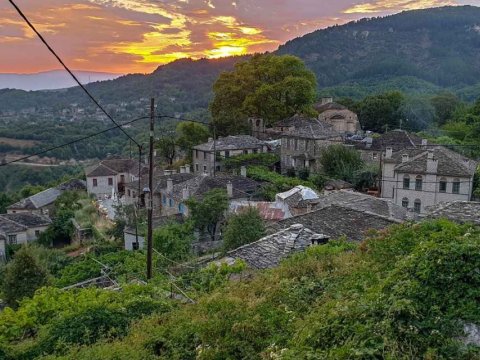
[1,0,479,74]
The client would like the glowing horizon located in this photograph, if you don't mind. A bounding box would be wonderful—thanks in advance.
[1,0,479,74]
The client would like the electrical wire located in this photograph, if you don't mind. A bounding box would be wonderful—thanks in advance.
[7,0,140,147]
[0,115,149,167]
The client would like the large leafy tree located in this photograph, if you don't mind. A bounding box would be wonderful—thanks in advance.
[156,137,176,165]
[430,92,461,126]
[210,54,317,135]
[176,122,210,161]
[355,91,404,132]
[186,189,229,241]
[223,208,265,252]
[2,246,49,308]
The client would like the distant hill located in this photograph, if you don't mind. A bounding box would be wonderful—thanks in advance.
[0,70,122,91]
[2,6,480,114]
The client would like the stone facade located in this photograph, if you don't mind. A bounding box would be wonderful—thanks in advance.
[381,146,477,214]
[192,135,269,175]
[276,114,343,173]
[314,98,361,134]
[0,213,51,247]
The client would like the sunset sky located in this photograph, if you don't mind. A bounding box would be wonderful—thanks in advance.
[1,0,479,74]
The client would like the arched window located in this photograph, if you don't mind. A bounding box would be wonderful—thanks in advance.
[439,177,447,193]
[415,175,423,191]
[402,197,409,208]
[414,199,421,214]
[403,175,410,189]
[452,178,460,194]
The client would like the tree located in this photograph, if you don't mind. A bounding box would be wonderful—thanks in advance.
[156,137,176,165]
[319,145,364,183]
[356,91,404,132]
[186,189,229,241]
[176,122,210,161]
[223,208,265,251]
[430,92,461,125]
[210,54,317,135]
[0,193,14,213]
[2,246,48,308]
[153,222,194,261]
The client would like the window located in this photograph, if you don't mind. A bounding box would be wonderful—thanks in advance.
[439,178,447,193]
[295,139,299,151]
[178,203,185,214]
[202,151,206,160]
[225,150,230,158]
[372,153,378,160]
[195,150,199,159]
[120,175,125,183]
[162,194,166,205]
[203,165,207,174]
[35,230,40,237]
[8,234,17,245]
[243,149,248,155]
[414,199,421,214]
[415,176,423,191]
[253,148,258,154]
[132,242,140,251]
[108,178,113,186]
[402,198,409,208]
[195,164,199,172]
[127,189,131,196]
[93,178,98,187]
[452,179,460,194]
[169,199,174,208]
[403,175,410,189]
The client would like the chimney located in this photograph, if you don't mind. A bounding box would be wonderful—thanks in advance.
[182,186,189,200]
[321,97,333,106]
[402,154,409,163]
[421,139,428,149]
[240,166,247,177]
[226,181,233,198]
[167,178,173,193]
[185,164,191,174]
[365,137,373,149]
[385,147,393,159]
[180,166,185,174]
[427,153,438,173]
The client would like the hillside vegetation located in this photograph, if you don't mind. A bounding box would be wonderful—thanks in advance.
[1,220,480,359]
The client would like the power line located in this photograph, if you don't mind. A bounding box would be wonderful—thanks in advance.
[7,0,140,147]
[0,115,149,167]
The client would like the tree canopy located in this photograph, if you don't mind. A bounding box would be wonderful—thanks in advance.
[210,54,317,135]
[223,208,265,252]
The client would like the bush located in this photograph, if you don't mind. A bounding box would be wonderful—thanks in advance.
[223,208,265,252]
[319,144,364,183]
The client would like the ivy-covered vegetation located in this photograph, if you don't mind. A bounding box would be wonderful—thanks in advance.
[2,220,479,359]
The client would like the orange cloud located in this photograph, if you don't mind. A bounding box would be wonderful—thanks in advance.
[344,0,458,14]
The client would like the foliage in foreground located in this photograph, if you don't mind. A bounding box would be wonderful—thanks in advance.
[15,219,479,360]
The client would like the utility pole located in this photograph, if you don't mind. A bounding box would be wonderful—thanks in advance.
[212,124,216,177]
[147,98,155,279]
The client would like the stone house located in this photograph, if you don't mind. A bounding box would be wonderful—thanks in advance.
[192,135,269,175]
[275,114,343,173]
[346,129,424,165]
[425,201,480,225]
[314,97,361,134]
[85,158,146,198]
[0,213,52,248]
[381,146,477,214]
[158,174,262,217]
[0,236,5,262]
[7,179,86,215]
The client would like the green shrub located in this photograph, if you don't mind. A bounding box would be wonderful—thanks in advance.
[223,208,265,252]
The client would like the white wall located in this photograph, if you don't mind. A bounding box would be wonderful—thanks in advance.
[124,231,145,251]
[26,226,49,242]
[87,175,119,198]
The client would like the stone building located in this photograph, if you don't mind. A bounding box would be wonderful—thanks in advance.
[314,97,361,134]
[381,146,477,214]
[192,135,269,175]
[425,201,480,225]
[85,158,146,198]
[0,213,51,248]
[275,114,343,173]
[347,129,424,165]
[7,179,86,215]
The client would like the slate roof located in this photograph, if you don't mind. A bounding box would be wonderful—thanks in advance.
[315,190,408,221]
[0,216,27,234]
[229,201,286,221]
[269,205,400,242]
[194,135,266,152]
[0,213,51,227]
[347,130,423,152]
[219,224,327,269]
[314,101,347,113]
[8,187,62,210]
[57,179,87,191]
[274,114,342,140]
[426,201,480,225]
[86,159,143,177]
[388,146,476,177]
[167,175,262,202]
